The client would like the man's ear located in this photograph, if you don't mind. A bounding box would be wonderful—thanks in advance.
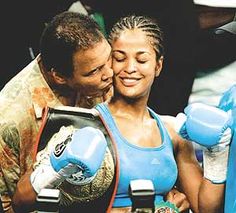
[155,56,164,77]
[50,68,67,84]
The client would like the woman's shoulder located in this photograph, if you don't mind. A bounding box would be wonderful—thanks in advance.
[158,115,186,151]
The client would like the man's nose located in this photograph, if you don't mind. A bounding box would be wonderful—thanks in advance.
[102,64,113,80]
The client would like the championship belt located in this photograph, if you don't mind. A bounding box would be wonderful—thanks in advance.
[129,180,179,213]
[33,106,119,213]
[155,201,179,213]
[128,202,179,213]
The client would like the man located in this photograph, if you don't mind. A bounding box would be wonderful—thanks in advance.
[0,11,113,212]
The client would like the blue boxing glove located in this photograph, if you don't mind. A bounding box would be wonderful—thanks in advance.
[176,103,232,150]
[31,126,107,193]
[175,103,232,183]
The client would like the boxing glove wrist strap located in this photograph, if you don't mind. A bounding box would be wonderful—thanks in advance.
[203,146,229,184]
[30,164,65,194]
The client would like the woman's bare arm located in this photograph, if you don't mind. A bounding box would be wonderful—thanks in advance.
[174,134,225,213]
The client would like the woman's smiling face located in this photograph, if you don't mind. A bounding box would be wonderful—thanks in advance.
[111,29,163,99]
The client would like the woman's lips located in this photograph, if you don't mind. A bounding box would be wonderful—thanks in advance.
[119,77,141,86]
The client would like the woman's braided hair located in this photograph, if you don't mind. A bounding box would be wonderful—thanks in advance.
[108,15,164,59]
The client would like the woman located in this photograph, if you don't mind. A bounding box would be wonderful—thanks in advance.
[94,15,227,212]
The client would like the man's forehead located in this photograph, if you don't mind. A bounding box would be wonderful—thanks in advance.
[73,40,111,70]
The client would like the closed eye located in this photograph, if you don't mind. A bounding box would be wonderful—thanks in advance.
[137,60,147,64]
[86,65,103,76]
[114,57,125,62]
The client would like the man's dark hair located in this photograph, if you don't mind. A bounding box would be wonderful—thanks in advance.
[40,11,104,77]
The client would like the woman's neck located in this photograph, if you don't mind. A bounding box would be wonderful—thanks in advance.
[108,97,149,121]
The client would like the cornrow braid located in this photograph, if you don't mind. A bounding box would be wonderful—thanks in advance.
[108,15,164,59]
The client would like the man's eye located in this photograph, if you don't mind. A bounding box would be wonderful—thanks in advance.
[85,68,98,76]
[87,65,105,76]
[92,68,101,74]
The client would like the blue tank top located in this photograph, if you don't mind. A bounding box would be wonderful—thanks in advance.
[96,103,178,207]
